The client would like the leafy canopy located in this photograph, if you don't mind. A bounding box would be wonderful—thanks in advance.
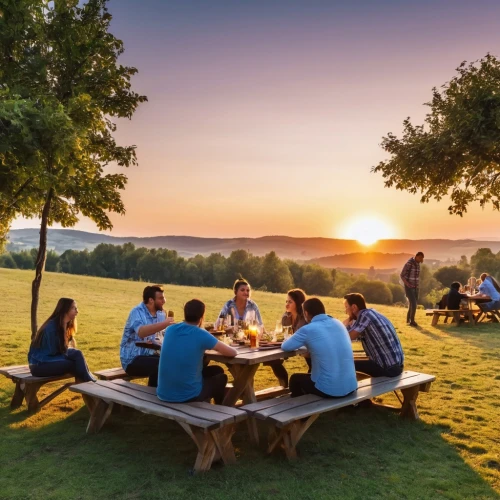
[373,54,500,216]
[0,0,147,248]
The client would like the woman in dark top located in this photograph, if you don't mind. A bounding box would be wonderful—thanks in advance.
[266,289,308,386]
[447,282,468,310]
[28,298,95,382]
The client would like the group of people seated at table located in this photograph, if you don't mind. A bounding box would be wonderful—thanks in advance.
[437,272,500,313]
[27,277,408,406]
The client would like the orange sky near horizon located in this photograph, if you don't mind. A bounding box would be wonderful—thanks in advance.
[10,1,500,242]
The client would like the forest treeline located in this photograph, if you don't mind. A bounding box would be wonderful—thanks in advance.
[1,243,499,307]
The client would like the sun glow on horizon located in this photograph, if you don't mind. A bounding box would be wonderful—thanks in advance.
[339,216,396,246]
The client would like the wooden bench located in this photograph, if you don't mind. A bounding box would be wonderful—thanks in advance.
[425,309,477,326]
[0,365,74,413]
[241,370,435,459]
[70,379,247,473]
[94,367,143,381]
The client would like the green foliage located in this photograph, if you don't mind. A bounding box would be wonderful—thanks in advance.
[470,248,500,279]
[300,264,335,296]
[0,0,147,235]
[10,249,33,269]
[347,277,393,305]
[0,0,146,332]
[0,252,16,268]
[434,265,471,288]
[259,251,294,293]
[373,54,500,215]
[387,282,406,303]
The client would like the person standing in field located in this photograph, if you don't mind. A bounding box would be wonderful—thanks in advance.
[120,285,174,387]
[400,251,424,327]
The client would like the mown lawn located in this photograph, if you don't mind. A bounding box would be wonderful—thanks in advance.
[0,268,499,499]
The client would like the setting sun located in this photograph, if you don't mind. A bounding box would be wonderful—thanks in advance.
[339,216,396,246]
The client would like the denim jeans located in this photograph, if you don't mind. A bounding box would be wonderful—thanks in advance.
[354,359,403,378]
[125,355,160,387]
[405,286,419,323]
[30,348,95,382]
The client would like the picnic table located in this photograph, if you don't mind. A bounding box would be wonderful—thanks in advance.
[466,295,500,324]
[426,295,499,327]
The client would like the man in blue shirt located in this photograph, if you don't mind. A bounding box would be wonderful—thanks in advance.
[120,285,174,387]
[343,293,404,378]
[473,273,500,313]
[157,299,237,404]
[282,298,357,398]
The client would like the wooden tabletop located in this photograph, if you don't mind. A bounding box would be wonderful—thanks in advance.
[205,346,304,365]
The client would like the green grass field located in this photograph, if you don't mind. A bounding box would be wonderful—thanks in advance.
[0,268,499,499]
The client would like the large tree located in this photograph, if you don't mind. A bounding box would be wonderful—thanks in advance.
[0,0,147,336]
[373,54,500,216]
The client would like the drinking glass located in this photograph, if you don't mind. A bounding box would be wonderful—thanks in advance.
[283,326,291,340]
[275,320,283,334]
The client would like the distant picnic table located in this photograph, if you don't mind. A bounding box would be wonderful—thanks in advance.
[426,295,500,326]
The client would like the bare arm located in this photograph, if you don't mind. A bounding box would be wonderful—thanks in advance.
[137,318,174,339]
[213,341,237,357]
[348,329,361,341]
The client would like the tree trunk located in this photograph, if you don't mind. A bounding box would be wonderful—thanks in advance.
[31,188,53,339]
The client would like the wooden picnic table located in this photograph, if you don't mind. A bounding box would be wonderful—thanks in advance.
[205,345,302,407]
[466,295,500,324]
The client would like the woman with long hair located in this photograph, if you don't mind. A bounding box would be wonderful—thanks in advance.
[274,289,309,384]
[28,298,95,382]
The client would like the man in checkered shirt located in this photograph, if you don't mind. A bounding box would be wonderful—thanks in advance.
[400,252,424,327]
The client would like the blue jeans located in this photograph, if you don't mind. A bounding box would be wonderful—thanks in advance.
[405,286,419,323]
[479,299,500,312]
[30,348,95,382]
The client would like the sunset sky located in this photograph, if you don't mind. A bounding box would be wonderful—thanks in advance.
[12,0,500,241]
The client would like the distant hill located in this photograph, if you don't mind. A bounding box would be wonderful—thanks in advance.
[308,252,413,269]
[7,228,500,263]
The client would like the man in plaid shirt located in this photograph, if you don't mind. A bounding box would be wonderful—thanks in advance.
[400,252,424,327]
[343,293,404,378]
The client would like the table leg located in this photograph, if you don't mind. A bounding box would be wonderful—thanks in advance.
[224,364,260,443]
[223,364,259,406]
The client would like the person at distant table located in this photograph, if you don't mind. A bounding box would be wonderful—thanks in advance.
[120,285,174,387]
[343,293,404,378]
[471,273,500,313]
[400,251,424,327]
[282,298,357,398]
[446,282,468,310]
[157,299,237,405]
[28,298,95,382]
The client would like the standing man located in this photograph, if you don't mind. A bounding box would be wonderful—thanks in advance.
[400,251,424,327]
[120,285,174,387]
[343,293,404,378]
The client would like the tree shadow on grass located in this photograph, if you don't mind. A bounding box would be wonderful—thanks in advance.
[0,396,498,499]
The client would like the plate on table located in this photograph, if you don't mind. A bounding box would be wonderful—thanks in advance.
[256,345,282,351]
[135,341,162,350]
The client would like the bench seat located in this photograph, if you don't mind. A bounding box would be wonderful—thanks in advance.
[0,365,74,413]
[241,370,435,459]
[94,367,143,381]
[425,309,478,326]
[70,379,247,473]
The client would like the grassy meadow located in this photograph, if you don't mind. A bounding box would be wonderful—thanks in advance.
[0,268,499,499]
